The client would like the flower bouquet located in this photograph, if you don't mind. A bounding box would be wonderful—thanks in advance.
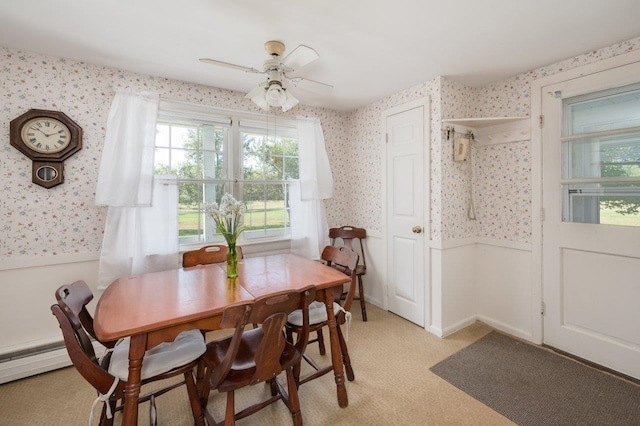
[205,193,246,278]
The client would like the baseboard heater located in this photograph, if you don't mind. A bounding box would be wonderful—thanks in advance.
[0,340,105,385]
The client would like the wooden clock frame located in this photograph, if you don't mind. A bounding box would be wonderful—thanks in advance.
[10,109,83,188]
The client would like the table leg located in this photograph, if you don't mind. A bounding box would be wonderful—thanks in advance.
[122,333,147,425]
[324,290,348,408]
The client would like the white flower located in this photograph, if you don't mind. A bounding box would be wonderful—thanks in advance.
[205,193,246,244]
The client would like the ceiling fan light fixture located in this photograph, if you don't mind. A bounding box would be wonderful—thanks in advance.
[265,82,287,107]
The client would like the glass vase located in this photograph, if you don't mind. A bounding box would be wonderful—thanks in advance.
[227,243,238,278]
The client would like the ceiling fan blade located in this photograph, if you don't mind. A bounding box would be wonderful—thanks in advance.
[245,83,267,99]
[282,45,319,70]
[288,77,333,94]
[281,91,299,112]
[199,58,263,74]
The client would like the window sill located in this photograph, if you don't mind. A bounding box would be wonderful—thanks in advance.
[179,237,291,258]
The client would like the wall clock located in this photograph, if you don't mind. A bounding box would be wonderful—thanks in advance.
[10,109,82,188]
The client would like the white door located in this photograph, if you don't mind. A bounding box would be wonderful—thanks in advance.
[386,104,426,326]
[542,60,640,379]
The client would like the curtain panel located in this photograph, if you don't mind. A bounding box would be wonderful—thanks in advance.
[95,90,178,289]
[290,117,334,259]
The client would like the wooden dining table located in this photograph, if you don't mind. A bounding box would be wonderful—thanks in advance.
[94,253,352,425]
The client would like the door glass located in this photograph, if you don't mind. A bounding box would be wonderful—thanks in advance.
[562,83,640,226]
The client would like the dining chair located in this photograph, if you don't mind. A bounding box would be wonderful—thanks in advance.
[329,226,369,321]
[182,244,244,267]
[183,243,249,384]
[285,245,359,386]
[52,280,207,426]
[200,286,317,426]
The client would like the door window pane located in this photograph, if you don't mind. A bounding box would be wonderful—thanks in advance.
[562,83,640,226]
[563,183,640,226]
[563,83,640,136]
[563,132,640,179]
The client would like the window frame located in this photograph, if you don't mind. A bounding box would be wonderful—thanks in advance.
[155,100,299,250]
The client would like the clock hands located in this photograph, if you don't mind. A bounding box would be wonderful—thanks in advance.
[32,127,51,137]
[31,126,59,137]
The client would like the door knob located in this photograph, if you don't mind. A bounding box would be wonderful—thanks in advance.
[412,226,422,234]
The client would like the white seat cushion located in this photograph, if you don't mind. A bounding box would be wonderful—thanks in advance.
[108,329,205,381]
[287,301,341,326]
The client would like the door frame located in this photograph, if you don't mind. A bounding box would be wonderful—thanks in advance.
[530,48,640,345]
[380,97,431,330]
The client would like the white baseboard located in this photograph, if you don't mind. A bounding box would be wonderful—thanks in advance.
[441,316,477,338]
[0,341,105,385]
[429,325,444,337]
[476,315,538,344]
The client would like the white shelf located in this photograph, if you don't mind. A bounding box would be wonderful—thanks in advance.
[442,117,529,129]
[443,117,531,145]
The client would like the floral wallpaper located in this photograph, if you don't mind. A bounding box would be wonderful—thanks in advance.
[2,35,640,261]
[343,36,640,244]
[345,78,442,238]
[0,46,349,261]
[469,36,640,244]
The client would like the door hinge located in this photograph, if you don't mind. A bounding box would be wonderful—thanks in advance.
[539,115,544,128]
[541,301,546,316]
[386,133,389,143]
[540,208,546,221]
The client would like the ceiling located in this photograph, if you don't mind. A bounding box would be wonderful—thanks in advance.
[1,0,639,111]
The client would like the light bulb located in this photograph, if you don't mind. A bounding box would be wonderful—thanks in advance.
[266,84,287,107]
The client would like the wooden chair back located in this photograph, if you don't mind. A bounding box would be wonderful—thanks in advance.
[182,244,244,267]
[202,303,252,390]
[55,280,115,349]
[329,226,369,321]
[322,245,359,316]
[244,287,316,385]
[201,286,316,425]
[329,226,367,271]
[51,299,125,399]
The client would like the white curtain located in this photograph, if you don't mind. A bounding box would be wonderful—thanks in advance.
[290,117,333,259]
[95,90,178,289]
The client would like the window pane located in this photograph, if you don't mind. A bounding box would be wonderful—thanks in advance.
[562,84,640,227]
[178,182,229,244]
[154,147,172,175]
[242,183,289,239]
[563,83,640,136]
[563,183,640,226]
[242,132,266,180]
[282,137,299,156]
[284,157,299,180]
[563,132,640,179]
[156,124,170,147]
[202,124,225,179]
[171,126,198,149]
[179,182,203,240]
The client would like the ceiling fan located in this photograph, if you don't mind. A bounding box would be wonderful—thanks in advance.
[200,41,332,112]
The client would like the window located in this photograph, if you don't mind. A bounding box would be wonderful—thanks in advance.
[154,104,298,246]
[561,82,640,226]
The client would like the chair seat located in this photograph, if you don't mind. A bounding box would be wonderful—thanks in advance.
[287,301,340,326]
[109,329,206,381]
[355,265,366,276]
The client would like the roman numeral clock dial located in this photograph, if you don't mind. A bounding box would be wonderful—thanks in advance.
[10,109,82,188]
[21,118,72,153]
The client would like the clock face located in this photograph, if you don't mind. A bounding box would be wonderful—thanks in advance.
[20,117,72,154]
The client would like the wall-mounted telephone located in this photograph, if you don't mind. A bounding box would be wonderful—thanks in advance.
[454,137,470,162]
